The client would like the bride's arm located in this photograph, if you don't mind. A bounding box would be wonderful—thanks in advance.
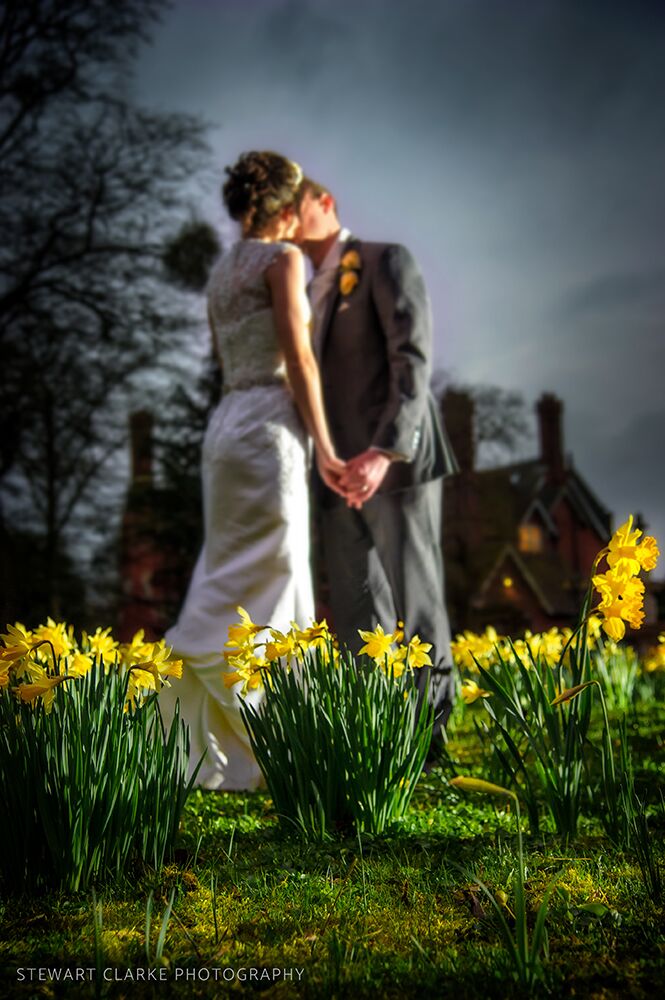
[207,302,224,385]
[266,247,345,491]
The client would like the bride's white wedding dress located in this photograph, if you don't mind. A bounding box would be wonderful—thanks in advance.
[160,238,314,790]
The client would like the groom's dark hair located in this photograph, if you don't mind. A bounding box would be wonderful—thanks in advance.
[297,177,338,211]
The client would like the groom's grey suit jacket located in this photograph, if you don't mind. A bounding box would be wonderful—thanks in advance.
[313,236,457,502]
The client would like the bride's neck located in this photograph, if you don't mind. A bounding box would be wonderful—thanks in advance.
[244,219,284,242]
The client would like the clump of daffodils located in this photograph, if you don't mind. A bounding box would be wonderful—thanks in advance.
[451,623,587,676]
[592,515,659,641]
[223,608,432,695]
[450,514,659,698]
[451,627,502,673]
[0,620,182,713]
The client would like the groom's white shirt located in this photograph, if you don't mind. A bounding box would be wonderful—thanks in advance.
[308,226,351,354]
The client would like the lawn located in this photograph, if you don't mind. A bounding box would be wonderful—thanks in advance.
[2,703,663,1000]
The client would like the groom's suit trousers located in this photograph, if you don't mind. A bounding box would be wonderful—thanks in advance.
[319,478,455,738]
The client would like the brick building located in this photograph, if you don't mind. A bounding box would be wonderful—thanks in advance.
[441,390,659,639]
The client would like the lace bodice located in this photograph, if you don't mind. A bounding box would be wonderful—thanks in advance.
[207,239,305,389]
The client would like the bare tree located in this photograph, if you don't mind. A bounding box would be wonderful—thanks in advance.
[0,0,212,618]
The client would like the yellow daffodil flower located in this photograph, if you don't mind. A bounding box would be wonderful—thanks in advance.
[83,626,119,663]
[525,627,565,668]
[358,624,396,662]
[461,678,492,704]
[404,635,433,670]
[129,666,158,691]
[644,634,665,673]
[265,628,299,664]
[129,641,183,692]
[380,643,408,678]
[13,670,73,713]
[118,629,154,665]
[290,620,331,653]
[451,627,502,672]
[226,606,266,650]
[606,515,660,576]
[0,622,34,664]
[339,271,359,295]
[33,618,75,661]
[65,652,94,677]
[340,249,361,270]
[592,567,646,639]
[511,638,531,668]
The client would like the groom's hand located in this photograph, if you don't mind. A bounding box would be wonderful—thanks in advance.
[341,449,391,508]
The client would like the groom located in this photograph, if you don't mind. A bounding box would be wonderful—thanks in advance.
[296,177,458,747]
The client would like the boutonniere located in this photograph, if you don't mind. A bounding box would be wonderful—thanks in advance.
[339,248,362,296]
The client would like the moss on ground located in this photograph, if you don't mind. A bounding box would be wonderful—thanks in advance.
[1,707,664,998]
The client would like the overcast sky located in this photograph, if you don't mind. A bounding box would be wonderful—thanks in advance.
[131,0,665,562]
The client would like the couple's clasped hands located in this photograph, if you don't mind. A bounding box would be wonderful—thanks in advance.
[317,449,391,509]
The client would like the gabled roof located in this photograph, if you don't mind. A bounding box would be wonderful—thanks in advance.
[445,457,612,622]
[475,544,578,616]
[471,458,611,541]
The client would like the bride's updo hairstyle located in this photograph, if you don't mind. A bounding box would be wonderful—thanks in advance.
[223,151,303,237]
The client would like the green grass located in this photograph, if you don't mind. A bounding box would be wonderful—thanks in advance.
[1,705,664,999]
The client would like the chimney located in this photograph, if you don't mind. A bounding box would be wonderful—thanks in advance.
[129,410,154,485]
[441,389,474,473]
[536,393,564,481]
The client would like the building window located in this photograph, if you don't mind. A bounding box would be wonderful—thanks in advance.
[518,523,544,554]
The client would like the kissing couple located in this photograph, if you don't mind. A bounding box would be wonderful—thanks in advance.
[158,151,458,790]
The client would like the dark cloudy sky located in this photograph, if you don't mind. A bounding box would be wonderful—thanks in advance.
[132,0,665,561]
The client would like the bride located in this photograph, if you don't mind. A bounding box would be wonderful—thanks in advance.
[159,151,345,791]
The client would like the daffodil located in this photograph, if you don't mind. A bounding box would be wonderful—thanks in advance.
[32,618,74,661]
[451,628,501,672]
[83,626,119,664]
[223,662,266,695]
[593,567,645,639]
[339,270,359,296]
[223,638,268,694]
[644,634,665,673]
[265,628,299,664]
[226,606,266,650]
[320,642,341,668]
[525,627,565,668]
[606,515,659,576]
[340,249,361,270]
[379,643,408,678]
[118,629,154,665]
[461,678,491,704]
[65,652,94,677]
[290,620,333,654]
[0,622,34,664]
[510,638,531,669]
[128,666,158,692]
[358,624,396,662]
[130,641,183,692]
[404,635,432,670]
[13,668,73,713]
